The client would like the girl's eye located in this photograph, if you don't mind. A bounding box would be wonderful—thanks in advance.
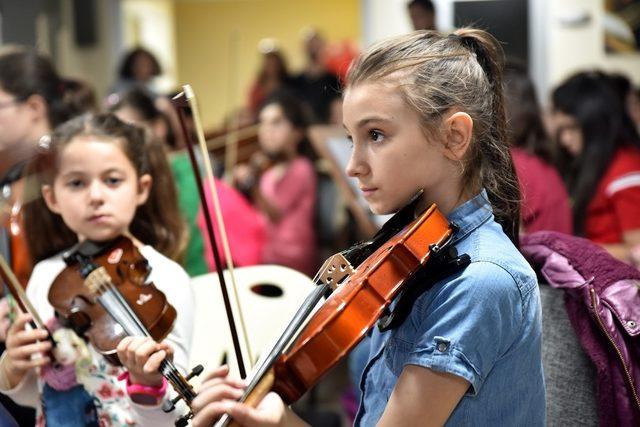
[66,179,85,189]
[369,129,384,143]
[105,177,122,186]
[345,134,353,147]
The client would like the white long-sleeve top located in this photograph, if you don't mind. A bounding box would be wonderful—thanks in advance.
[0,245,194,426]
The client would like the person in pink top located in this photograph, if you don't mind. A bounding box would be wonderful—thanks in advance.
[198,176,267,271]
[235,91,317,276]
[503,63,573,235]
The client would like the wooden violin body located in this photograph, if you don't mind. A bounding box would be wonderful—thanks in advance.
[48,236,176,361]
[272,204,452,403]
[0,177,33,286]
[220,203,454,427]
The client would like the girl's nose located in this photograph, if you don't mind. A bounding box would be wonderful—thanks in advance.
[345,147,369,178]
[88,181,104,204]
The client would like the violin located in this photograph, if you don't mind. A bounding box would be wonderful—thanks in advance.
[217,202,460,426]
[0,168,34,287]
[48,235,202,426]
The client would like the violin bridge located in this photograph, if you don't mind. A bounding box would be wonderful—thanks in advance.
[85,267,111,297]
[317,253,354,290]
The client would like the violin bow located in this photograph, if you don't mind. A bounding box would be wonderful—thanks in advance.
[0,255,47,332]
[171,85,252,378]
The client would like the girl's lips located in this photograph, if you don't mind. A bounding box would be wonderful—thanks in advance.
[88,214,109,223]
[360,187,377,197]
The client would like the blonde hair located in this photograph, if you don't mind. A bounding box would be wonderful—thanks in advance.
[346,28,520,243]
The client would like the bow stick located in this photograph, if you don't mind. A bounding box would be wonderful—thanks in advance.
[0,255,54,343]
[171,85,252,378]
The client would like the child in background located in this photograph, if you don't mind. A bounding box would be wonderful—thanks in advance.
[0,113,193,426]
[553,71,640,263]
[234,91,317,276]
[503,62,572,234]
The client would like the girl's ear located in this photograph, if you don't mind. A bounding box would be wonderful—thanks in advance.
[443,112,474,161]
[41,185,61,214]
[24,94,48,122]
[136,174,152,206]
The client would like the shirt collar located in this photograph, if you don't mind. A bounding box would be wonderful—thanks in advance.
[447,189,493,245]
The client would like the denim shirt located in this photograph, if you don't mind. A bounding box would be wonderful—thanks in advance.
[354,191,545,426]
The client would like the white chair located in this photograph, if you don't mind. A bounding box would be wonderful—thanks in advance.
[189,265,316,386]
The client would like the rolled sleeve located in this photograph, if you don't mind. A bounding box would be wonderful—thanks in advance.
[392,261,524,395]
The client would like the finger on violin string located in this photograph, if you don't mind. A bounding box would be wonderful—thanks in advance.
[116,336,135,363]
[201,364,230,382]
[223,396,285,427]
[191,400,231,427]
[192,384,244,413]
[199,366,246,390]
[143,349,167,374]
[157,340,174,359]
[133,338,161,368]
[116,336,148,363]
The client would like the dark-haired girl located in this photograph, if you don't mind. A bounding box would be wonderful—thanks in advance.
[553,71,640,263]
[503,63,572,234]
[233,92,317,276]
[0,113,193,426]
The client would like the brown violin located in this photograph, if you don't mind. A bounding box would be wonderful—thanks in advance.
[0,172,34,287]
[218,203,458,426]
[49,235,175,360]
[48,235,202,426]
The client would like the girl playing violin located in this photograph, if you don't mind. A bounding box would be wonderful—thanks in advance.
[0,113,194,426]
[233,91,317,276]
[191,28,545,426]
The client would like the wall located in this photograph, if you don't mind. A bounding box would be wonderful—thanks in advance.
[122,0,177,94]
[361,0,456,47]
[545,0,640,88]
[362,0,640,107]
[0,0,43,47]
[174,0,360,129]
[54,0,121,100]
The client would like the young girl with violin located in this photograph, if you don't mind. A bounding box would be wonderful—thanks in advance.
[234,91,317,276]
[191,28,545,426]
[0,113,194,426]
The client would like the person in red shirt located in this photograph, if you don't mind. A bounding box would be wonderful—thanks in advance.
[503,63,572,234]
[552,71,640,263]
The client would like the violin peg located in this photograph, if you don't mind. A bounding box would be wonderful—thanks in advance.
[162,395,181,413]
[186,364,204,380]
[175,413,191,427]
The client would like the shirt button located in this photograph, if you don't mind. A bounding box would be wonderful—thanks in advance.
[437,342,448,352]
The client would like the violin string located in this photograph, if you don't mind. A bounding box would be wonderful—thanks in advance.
[239,263,326,396]
[239,282,328,403]
[94,273,192,399]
